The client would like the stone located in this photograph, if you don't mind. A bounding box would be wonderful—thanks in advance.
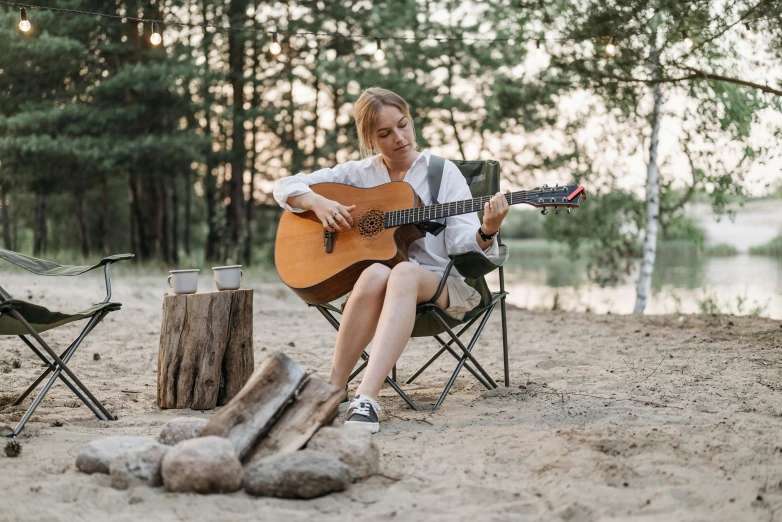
[157,417,209,446]
[76,436,158,474]
[244,450,352,499]
[161,436,243,494]
[109,441,170,490]
[307,426,379,479]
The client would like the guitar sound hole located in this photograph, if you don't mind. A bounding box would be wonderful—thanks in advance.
[357,208,385,240]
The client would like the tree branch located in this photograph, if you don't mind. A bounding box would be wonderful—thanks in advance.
[598,68,782,97]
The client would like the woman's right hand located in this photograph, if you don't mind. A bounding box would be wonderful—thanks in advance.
[313,198,356,232]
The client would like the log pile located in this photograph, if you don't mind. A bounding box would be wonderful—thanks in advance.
[78,351,376,498]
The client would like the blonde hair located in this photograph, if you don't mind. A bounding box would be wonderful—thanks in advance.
[354,87,417,158]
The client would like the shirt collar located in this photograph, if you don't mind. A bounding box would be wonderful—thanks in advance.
[361,148,431,170]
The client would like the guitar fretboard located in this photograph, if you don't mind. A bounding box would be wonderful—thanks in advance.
[384,188,575,228]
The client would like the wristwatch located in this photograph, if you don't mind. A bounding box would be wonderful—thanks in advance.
[478,226,498,241]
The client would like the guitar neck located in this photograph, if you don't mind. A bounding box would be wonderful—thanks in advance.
[384,189,559,228]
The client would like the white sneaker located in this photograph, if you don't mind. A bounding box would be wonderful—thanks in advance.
[344,394,381,433]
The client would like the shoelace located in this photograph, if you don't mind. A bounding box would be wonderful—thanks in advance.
[351,400,373,418]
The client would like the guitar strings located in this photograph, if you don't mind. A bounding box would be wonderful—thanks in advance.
[384,188,576,227]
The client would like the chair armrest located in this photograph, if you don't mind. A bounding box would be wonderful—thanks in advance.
[449,244,510,279]
[0,250,134,277]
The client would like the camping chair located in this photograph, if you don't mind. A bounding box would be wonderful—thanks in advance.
[312,159,510,412]
[0,250,134,437]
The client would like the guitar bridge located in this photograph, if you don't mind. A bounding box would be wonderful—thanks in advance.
[323,231,335,253]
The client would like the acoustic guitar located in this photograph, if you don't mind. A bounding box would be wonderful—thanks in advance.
[275,182,586,304]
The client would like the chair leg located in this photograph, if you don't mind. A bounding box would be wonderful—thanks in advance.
[405,314,484,385]
[432,308,497,411]
[13,337,104,420]
[391,364,397,383]
[406,332,492,391]
[13,308,106,406]
[9,311,113,436]
[432,313,498,389]
[500,296,510,387]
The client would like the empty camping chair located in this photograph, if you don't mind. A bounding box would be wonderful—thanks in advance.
[0,250,134,437]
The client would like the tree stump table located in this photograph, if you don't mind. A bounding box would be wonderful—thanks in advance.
[157,289,254,410]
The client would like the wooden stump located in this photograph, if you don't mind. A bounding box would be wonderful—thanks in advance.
[157,289,254,410]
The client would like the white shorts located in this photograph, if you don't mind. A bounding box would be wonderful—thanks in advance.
[431,271,482,321]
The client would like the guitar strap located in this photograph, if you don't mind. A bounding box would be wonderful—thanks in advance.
[418,154,447,237]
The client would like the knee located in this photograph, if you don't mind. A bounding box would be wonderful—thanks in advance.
[353,263,391,296]
[387,262,418,291]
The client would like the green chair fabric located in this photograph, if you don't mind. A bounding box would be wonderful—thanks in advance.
[0,300,121,336]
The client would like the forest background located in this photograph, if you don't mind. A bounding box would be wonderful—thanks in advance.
[0,0,780,314]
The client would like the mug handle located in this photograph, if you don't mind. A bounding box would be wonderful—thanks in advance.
[167,275,173,288]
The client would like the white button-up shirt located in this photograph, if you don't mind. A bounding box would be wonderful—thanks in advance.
[273,149,498,280]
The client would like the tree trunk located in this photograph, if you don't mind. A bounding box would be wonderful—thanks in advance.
[101,174,109,254]
[184,170,192,256]
[159,179,170,262]
[634,26,662,314]
[75,193,90,257]
[33,193,47,256]
[157,289,254,410]
[1,184,11,250]
[129,171,149,259]
[226,0,247,252]
[169,178,179,264]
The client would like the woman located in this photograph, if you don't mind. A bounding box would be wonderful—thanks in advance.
[274,87,509,432]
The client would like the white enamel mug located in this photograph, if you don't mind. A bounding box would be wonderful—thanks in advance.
[212,265,243,291]
[167,269,199,295]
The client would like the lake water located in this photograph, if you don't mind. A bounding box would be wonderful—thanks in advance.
[487,200,782,318]
[488,246,782,318]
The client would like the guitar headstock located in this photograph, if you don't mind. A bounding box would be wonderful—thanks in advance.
[522,184,586,215]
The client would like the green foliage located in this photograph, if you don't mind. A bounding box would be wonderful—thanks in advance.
[749,236,782,256]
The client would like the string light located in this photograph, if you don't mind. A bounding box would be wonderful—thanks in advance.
[745,23,754,40]
[150,21,162,45]
[536,39,542,54]
[18,7,30,32]
[682,30,693,49]
[374,38,385,61]
[605,37,617,56]
[269,31,281,55]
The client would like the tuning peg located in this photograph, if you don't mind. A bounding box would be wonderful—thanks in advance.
[567,208,571,214]
[541,208,548,215]
[555,207,559,215]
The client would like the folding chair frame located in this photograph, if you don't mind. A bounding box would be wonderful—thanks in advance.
[310,242,510,413]
[2,263,120,438]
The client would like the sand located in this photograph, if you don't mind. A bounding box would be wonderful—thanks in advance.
[1,269,781,521]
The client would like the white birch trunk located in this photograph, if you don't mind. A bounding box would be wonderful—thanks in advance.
[634,28,662,314]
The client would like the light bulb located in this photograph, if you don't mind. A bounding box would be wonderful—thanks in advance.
[19,8,30,32]
[536,39,543,54]
[745,24,754,40]
[150,21,162,45]
[270,32,281,55]
[374,39,384,61]
[683,31,693,49]
[606,38,617,56]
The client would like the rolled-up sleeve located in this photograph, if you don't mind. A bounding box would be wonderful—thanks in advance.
[441,162,500,258]
[273,163,351,213]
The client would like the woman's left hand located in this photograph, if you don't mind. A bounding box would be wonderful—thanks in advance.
[481,189,511,236]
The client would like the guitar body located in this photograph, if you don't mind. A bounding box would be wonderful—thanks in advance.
[275,182,425,305]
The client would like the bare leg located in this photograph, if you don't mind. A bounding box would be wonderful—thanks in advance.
[356,262,448,399]
[328,263,391,389]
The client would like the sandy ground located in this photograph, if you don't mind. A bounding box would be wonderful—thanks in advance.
[1,268,781,522]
